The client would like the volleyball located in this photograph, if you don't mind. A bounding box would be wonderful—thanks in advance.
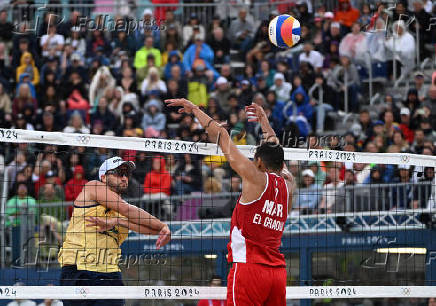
[268,14,301,48]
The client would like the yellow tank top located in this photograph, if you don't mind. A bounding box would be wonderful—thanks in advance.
[58,202,129,273]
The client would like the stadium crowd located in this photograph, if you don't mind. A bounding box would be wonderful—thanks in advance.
[0,0,435,225]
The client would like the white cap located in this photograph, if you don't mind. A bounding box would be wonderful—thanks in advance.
[99,156,135,180]
[324,12,334,19]
[302,169,315,178]
[398,164,410,170]
[274,73,285,81]
[400,108,410,116]
[143,8,153,16]
[216,76,228,85]
[331,21,341,28]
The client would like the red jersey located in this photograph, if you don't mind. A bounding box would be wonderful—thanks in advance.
[227,172,289,267]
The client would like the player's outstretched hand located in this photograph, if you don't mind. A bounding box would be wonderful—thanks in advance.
[156,224,171,250]
[165,98,198,114]
[245,103,267,122]
[85,216,117,232]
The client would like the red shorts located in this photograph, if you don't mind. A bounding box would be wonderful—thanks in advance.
[227,262,286,306]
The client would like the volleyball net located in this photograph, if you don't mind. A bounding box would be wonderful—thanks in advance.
[0,129,435,302]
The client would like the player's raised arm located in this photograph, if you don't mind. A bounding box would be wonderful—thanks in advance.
[165,98,263,185]
[246,103,295,213]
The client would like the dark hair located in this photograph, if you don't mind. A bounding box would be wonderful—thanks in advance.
[254,142,284,171]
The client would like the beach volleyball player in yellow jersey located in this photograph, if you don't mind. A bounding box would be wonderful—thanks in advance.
[58,157,171,306]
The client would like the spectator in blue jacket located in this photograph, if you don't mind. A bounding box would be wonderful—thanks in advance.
[283,86,313,137]
[295,169,322,214]
[183,35,218,79]
[141,98,166,132]
[164,51,185,81]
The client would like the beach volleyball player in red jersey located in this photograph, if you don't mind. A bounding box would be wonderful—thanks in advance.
[165,99,294,306]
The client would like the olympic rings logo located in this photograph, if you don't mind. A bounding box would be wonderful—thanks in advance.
[401,287,411,296]
[76,135,91,145]
[400,155,410,163]
[75,287,90,297]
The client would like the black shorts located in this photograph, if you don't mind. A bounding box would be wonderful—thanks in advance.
[60,265,124,306]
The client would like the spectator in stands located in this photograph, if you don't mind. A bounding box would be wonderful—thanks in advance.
[90,97,116,132]
[410,0,432,59]
[283,85,313,137]
[391,164,413,210]
[89,66,115,111]
[38,178,64,204]
[0,8,13,55]
[63,111,90,134]
[411,129,426,154]
[334,0,360,32]
[161,23,182,52]
[0,82,11,125]
[134,35,161,70]
[203,177,222,194]
[299,43,324,74]
[319,166,345,213]
[141,66,167,99]
[143,155,172,214]
[399,107,414,144]
[211,76,233,115]
[164,50,185,81]
[308,161,326,186]
[388,130,410,153]
[37,215,64,263]
[173,154,202,195]
[413,71,430,102]
[183,34,217,78]
[207,27,231,64]
[294,169,321,214]
[413,166,434,209]
[142,98,166,132]
[385,20,416,78]
[183,13,206,49]
[332,55,360,112]
[12,83,38,118]
[339,22,367,65]
[229,8,254,56]
[270,73,292,103]
[245,20,272,65]
[65,165,88,202]
[16,52,40,86]
[5,183,37,228]
[66,27,87,57]
[40,24,65,59]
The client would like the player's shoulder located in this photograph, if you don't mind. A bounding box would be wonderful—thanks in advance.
[84,180,105,187]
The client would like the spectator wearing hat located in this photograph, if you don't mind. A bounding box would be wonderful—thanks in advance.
[413,71,430,102]
[385,20,416,78]
[183,13,206,49]
[308,161,326,186]
[16,52,40,87]
[164,50,185,81]
[13,112,34,130]
[399,107,414,144]
[211,76,233,115]
[207,27,231,64]
[228,8,254,56]
[294,169,322,214]
[231,122,256,145]
[270,72,292,103]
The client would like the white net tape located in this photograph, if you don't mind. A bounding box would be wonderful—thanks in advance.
[1,128,435,167]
